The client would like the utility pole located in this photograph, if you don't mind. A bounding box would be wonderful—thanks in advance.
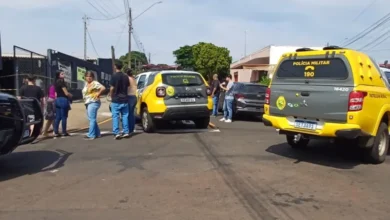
[148,52,151,64]
[83,15,88,60]
[128,7,132,68]
[111,46,116,73]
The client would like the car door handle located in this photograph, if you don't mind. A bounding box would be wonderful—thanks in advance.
[301,91,310,96]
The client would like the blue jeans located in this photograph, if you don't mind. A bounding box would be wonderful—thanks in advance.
[212,95,219,116]
[128,95,137,133]
[111,102,129,135]
[223,98,233,120]
[86,102,101,138]
[54,97,70,134]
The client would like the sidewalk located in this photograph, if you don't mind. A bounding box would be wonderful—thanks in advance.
[66,98,112,131]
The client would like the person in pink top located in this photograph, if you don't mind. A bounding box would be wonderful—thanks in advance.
[42,84,56,136]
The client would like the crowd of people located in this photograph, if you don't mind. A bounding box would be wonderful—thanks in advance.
[17,61,138,141]
[17,63,236,141]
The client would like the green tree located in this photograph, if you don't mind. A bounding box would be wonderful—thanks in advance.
[119,51,148,71]
[172,45,195,70]
[192,42,232,81]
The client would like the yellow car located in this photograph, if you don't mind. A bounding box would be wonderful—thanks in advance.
[135,70,213,132]
[262,46,390,164]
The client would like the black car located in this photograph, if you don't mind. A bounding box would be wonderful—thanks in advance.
[218,82,267,117]
[0,93,43,155]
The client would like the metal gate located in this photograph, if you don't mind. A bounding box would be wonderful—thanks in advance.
[13,46,48,96]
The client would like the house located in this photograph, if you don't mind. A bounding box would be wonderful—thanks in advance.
[230,45,323,82]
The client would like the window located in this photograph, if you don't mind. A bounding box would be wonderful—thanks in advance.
[146,73,157,86]
[137,75,146,89]
[276,58,349,79]
[162,73,204,86]
[243,84,267,93]
[370,57,390,89]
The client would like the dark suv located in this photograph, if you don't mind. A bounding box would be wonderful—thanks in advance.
[218,82,267,117]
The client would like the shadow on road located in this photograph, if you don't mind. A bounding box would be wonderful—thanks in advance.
[233,115,263,122]
[150,121,213,134]
[266,140,365,169]
[0,149,73,181]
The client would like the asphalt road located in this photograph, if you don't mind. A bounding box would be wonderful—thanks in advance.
[1,116,390,220]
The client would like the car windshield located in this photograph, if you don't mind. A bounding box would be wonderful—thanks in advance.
[162,73,204,86]
[276,58,349,79]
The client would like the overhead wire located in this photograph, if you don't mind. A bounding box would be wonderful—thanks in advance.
[366,34,390,50]
[351,0,379,23]
[87,29,101,57]
[359,25,390,50]
[89,12,126,20]
[86,0,109,18]
[343,12,390,47]
[90,0,113,18]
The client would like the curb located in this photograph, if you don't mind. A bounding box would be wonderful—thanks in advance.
[208,122,217,129]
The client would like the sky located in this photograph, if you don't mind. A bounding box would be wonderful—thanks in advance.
[0,0,389,65]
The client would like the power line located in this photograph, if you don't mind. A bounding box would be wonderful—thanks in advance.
[359,27,390,50]
[89,0,113,18]
[86,0,109,18]
[343,12,390,47]
[89,12,126,20]
[87,29,100,57]
[351,0,379,23]
[114,24,127,49]
[365,33,390,51]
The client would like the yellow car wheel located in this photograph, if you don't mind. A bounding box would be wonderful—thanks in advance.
[141,107,155,133]
[363,122,389,164]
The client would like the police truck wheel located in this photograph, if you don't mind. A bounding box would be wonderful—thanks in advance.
[286,134,309,148]
[363,122,389,164]
[194,117,210,129]
[141,107,155,133]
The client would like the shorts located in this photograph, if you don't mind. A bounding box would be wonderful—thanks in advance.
[45,98,56,120]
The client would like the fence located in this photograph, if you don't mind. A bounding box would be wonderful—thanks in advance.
[0,46,112,99]
[13,46,48,96]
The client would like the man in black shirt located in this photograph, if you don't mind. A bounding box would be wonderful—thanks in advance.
[210,74,220,117]
[18,74,44,136]
[109,61,130,139]
[19,74,44,108]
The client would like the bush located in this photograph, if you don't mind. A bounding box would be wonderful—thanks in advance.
[259,75,271,86]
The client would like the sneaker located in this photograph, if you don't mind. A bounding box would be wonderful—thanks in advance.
[225,119,232,123]
[53,133,60,138]
[219,118,226,122]
[114,134,122,140]
[122,133,130,138]
[83,136,95,140]
[62,133,70,137]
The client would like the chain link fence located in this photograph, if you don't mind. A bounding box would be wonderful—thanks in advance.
[0,46,48,96]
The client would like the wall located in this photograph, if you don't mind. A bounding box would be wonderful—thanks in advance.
[230,69,252,82]
[47,50,112,100]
